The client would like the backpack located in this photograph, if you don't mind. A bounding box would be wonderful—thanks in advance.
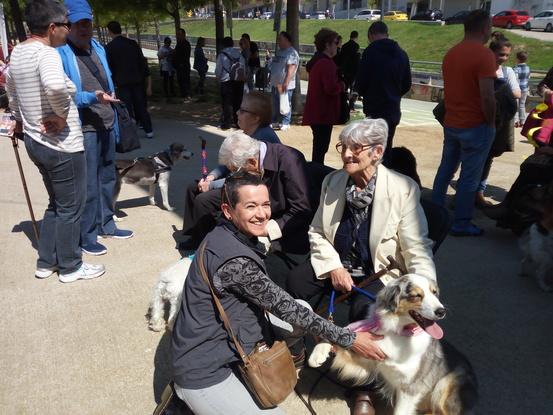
[223,52,246,82]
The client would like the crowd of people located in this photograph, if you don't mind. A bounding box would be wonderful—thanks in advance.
[3,0,553,414]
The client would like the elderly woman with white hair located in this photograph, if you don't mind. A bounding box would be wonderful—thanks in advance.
[180,132,312,262]
[289,118,436,320]
[288,118,436,414]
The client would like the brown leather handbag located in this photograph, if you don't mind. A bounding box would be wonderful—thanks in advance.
[197,242,298,409]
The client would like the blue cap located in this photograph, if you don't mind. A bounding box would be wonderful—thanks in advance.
[64,0,93,23]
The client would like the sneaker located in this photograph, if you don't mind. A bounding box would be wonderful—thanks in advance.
[59,263,105,283]
[82,242,108,256]
[450,223,484,237]
[280,124,290,131]
[101,228,134,239]
[146,132,154,139]
[270,123,281,130]
[35,266,58,279]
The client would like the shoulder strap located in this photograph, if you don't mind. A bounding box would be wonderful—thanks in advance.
[79,53,110,93]
[197,241,250,364]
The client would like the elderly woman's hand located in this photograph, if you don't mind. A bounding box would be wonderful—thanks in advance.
[198,175,215,193]
[329,267,354,292]
[350,332,387,361]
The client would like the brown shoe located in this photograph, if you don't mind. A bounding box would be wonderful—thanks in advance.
[353,390,375,415]
[475,192,493,209]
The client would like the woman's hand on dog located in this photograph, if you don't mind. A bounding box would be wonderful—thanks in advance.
[330,267,354,292]
[351,332,387,361]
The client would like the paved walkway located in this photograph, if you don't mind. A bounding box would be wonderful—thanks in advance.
[1,116,552,414]
[506,27,553,42]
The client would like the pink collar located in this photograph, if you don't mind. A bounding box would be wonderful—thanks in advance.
[347,315,424,337]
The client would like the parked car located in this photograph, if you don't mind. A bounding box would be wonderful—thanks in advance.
[411,8,443,21]
[313,11,327,19]
[492,10,530,29]
[444,10,470,25]
[383,10,408,21]
[300,11,311,19]
[353,9,382,21]
[261,11,273,19]
[525,10,553,32]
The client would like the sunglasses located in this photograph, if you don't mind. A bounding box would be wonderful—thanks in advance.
[53,22,71,30]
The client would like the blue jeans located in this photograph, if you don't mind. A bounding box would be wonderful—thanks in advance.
[24,135,86,273]
[271,87,293,126]
[432,123,495,227]
[81,130,117,247]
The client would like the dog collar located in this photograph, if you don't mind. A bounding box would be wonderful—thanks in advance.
[348,316,424,337]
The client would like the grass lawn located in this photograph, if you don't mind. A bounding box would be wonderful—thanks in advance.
[153,19,552,71]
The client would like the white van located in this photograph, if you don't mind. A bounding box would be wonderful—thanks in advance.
[353,9,382,21]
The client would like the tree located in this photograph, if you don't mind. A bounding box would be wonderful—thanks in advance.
[7,0,26,42]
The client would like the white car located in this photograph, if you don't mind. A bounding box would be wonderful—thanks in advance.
[525,10,553,32]
[353,9,382,20]
[313,11,327,20]
[261,11,273,19]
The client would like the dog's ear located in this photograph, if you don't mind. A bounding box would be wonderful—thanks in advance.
[378,283,402,313]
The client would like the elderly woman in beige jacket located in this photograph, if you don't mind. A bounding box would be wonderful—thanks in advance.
[288,118,436,320]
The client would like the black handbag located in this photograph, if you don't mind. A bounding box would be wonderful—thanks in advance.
[78,54,140,153]
[112,101,140,153]
[338,92,350,125]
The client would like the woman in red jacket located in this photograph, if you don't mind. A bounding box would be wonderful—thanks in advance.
[303,28,344,164]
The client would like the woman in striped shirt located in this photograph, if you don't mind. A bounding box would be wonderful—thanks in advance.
[6,0,105,283]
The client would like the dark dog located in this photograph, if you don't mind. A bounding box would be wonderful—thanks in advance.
[389,146,422,187]
[114,143,192,214]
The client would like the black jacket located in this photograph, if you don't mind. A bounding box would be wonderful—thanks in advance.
[262,143,312,254]
[355,38,411,125]
[105,36,147,87]
[173,39,191,68]
[339,39,360,79]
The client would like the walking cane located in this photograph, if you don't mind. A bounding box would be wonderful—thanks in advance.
[10,130,40,242]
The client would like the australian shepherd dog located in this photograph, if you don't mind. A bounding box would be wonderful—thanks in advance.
[309,274,477,415]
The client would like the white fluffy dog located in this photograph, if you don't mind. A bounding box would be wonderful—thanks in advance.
[148,256,193,332]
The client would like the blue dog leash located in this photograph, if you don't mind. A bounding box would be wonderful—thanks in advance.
[327,286,376,321]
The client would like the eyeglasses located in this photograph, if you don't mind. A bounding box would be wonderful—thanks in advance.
[335,143,374,155]
[53,22,71,30]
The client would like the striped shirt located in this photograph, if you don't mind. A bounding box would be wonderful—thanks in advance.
[6,41,83,153]
[513,63,531,91]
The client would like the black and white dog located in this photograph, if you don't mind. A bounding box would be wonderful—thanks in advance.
[114,143,192,213]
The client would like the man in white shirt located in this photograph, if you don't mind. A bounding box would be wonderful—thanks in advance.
[267,31,299,131]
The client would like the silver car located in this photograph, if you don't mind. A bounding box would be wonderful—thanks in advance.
[353,9,382,21]
[525,10,553,32]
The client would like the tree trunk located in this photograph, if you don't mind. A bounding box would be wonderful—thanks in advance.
[135,21,142,48]
[154,18,161,50]
[286,0,301,114]
[172,0,181,32]
[9,0,26,42]
[214,0,224,54]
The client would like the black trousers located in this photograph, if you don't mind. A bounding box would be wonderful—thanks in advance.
[220,81,244,129]
[176,65,191,97]
[117,83,153,134]
[196,71,206,95]
[287,260,384,323]
[182,182,222,243]
[161,71,174,97]
[311,124,334,165]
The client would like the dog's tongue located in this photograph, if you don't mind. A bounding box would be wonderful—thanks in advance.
[422,321,443,340]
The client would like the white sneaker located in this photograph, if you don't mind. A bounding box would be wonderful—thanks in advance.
[59,263,106,283]
[280,124,290,131]
[35,266,58,279]
[146,132,154,139]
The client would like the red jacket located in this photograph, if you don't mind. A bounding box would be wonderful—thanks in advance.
[302,53,343,126]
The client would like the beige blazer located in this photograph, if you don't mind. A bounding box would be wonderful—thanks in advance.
[309,165,436,284]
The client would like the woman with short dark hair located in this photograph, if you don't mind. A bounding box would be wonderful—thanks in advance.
[172,171,383,414]
[5,0,105,282]
[302,28,344,164]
